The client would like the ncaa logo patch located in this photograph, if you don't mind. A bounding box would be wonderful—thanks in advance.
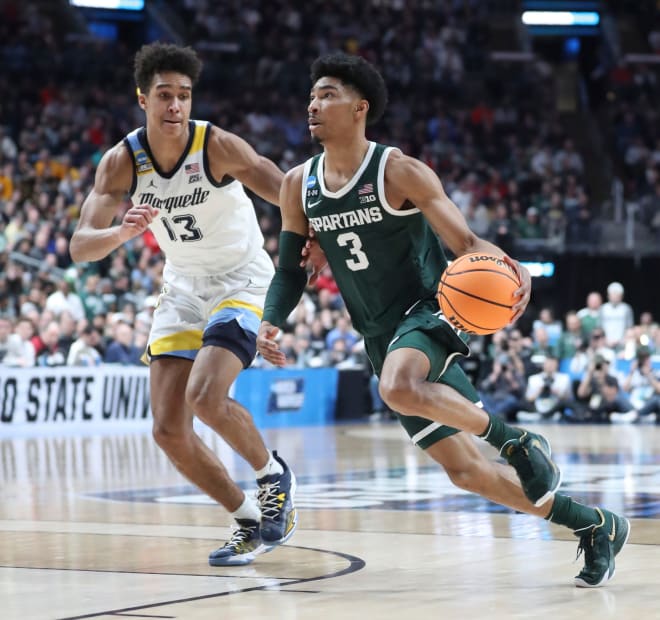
[306,175,317,188]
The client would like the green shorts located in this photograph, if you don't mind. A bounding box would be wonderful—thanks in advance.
[364,299,479,450]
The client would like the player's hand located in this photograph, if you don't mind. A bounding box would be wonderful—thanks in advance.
[300,228,327,285]
[505,256,531,322]
[256,321,286,367]
[119,204,159,242]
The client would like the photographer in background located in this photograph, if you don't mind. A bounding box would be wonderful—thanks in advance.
[613,349,660,423]
[478,342,526,422]
[575,355,633,423]
[520,355,574,421]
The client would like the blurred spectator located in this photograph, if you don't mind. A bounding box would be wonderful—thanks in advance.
[556,311,586,360]
[577,291,603,338]
[615,349,660,423]
[600,281,634,350]
[519,355,574,422]
[478,348,525,422]
[0,316,13,362]
[104,320,142,365]
[532,307,563,347]
[575,355,632,422]
[66,324,102,366]
[325,315,359,352]
[32,320,67,367]
[45,278,85,322]
[2,316,36,367]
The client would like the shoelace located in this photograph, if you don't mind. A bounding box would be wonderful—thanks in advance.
[225,523,257,549]
[257,480,284,520]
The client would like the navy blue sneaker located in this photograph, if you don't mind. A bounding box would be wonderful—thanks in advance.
[208,518,274,567]
[257,451,298,545]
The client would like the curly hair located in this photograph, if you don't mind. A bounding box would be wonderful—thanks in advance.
[310,52,388,125]
[134,42,203,94]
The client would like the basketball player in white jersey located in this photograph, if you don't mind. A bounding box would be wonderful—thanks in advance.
[70,42,297,566]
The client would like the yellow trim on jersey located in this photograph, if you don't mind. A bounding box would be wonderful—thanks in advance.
[212,299,264,319]
[149,329,204,356]
[190,122,206,154]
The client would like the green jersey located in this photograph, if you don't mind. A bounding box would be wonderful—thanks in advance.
[302,142,449,337]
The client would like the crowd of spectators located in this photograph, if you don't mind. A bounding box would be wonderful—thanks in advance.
[0,2,658,424]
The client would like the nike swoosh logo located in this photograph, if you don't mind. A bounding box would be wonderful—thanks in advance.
[608,518,616,542]
[308,200,322,208]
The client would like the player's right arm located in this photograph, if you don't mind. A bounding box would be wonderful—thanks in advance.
[257,165,309,367]
[70,144,158,263]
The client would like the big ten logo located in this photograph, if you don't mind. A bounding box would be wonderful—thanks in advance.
[267,378,305,413]
[358,194,376,204]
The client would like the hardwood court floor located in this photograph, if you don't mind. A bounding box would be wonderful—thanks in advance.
[1,420,659,620]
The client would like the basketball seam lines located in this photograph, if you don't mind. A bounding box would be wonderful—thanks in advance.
[439,282,514,309]
[438,291,503,332]
[443,267,520,285]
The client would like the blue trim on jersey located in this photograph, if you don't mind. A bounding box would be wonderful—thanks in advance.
[207,307,261,335]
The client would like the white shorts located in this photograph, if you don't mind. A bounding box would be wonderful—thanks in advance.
[146,249,274,365]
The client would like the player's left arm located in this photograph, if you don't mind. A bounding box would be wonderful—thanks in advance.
[207,126,283,205]
[385,152,531,319]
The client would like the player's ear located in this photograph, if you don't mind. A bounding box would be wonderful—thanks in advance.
[355,99,369,116]
[136,87,147,110]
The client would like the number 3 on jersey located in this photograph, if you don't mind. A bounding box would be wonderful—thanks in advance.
[337,231,369,271]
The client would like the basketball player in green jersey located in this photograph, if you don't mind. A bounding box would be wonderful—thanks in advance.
[257,52,629,587]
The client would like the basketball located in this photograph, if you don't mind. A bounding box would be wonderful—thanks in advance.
[437,253,520,335]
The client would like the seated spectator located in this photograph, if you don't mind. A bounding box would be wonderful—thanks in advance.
[325,315,359,351]
[519,355,574,421]
[478,349,525,422]
[532,307,563,347]
[0,316,12,362]
[614,350,660,423]
[67,324,102,366]
[45,278,85,322]
[33,320,68,367]
[575,355,632,423]
[3,316,36,367]
[517,206,546,239]
[104,320,142,365]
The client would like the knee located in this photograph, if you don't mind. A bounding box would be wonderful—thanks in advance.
[185,381,229,422]
[378,375,419,415]
[152,418,189,454]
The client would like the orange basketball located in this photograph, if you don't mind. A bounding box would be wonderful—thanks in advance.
[437,253,520,336]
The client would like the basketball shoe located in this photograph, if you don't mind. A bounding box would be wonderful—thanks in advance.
[208,518,274,567]
[574,508,630,587]
[257,451,298,545]
[500,430,561,507]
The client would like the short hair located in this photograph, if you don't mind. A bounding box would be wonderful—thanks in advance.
[134,42,202,94]
[310,52,388,125]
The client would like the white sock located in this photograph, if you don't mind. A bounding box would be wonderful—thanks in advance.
[255,451,284,479]
[230,493,261,522]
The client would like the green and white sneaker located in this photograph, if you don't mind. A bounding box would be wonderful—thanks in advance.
[208,518,274,567]
[501,430,562,507]
[574,508,631,587]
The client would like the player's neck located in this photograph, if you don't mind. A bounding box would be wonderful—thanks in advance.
[322,136,370,181]
[145,124,190,172]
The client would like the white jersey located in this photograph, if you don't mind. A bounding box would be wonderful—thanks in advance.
[124,120,265,275]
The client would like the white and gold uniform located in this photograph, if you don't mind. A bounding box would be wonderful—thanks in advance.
[124,120,274,365]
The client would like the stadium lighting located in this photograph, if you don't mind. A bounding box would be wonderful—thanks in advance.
[69,0,144,9]
[521,11,600,26]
